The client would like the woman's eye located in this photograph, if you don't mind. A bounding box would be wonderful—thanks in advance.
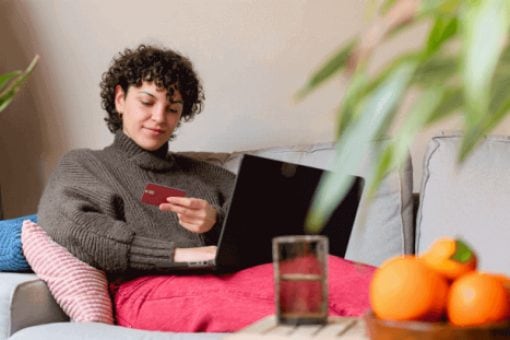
[140,100,153,106]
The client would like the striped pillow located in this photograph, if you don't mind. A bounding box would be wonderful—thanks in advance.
[21,220,113,324]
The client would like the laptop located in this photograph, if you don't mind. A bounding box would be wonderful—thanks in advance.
[172,154,364,272]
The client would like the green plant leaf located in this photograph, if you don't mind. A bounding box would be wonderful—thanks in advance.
[0,71,21,92]
[425,16,458,57]
[458,51,510,161]
[295,39,357,100]
[368,143,395,198]
[413,54,458,87]
[458,93,510,161]
[0,55,39,113]
[0,97,15,113]
[369,86,446,196]
[487,97,510,133]
[336,69,369,136]
[458,124,484,162]
[302,0,510,234]
[420,0,461,16]
[450,239,474,263]
[336,57,418,139]
[297,1,429,104]
[305,60,417,232]
[488,47,510,113]
[457,0,510,159]
[429,86,463,122]
[461,0,510,123]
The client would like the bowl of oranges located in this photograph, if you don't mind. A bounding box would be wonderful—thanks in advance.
[365,238,510,339]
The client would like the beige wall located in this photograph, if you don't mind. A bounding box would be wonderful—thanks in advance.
[1,0,509,218]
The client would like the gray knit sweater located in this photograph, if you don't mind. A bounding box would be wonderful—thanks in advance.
[37,132,235,275]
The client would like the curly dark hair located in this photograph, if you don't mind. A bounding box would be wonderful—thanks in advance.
[100,44,205,132]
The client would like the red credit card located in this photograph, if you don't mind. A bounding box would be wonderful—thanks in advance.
[141,183,186,206]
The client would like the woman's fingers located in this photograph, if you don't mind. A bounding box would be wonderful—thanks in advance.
[162,203,205,219]
[160,197,217,233]
[167,197,206,209]
[177,213,203,225]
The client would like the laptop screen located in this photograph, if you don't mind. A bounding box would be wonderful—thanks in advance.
[215,154,364,271]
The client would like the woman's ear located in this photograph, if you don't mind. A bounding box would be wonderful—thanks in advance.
[114,85,126,115]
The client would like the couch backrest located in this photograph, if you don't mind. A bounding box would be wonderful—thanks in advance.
[180,141,414,267]
[416,133,510,275]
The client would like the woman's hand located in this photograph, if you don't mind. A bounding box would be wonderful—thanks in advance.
[174,246,217,262]
[160,197,217,233]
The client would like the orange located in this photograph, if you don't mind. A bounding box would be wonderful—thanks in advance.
[492,274,510,290]
[447,272,510,326]
[420,237,477,281]
[493,274,510,307]
[370,255,449,321]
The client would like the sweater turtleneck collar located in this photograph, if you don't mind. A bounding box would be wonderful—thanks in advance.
[110,131,175,171]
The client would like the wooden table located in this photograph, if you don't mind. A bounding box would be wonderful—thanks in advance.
[224,315,369,339]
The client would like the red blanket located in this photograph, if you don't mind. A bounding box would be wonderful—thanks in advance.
[112,255,375,332]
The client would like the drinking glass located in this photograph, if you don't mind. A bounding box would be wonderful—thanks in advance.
[272,235,329,325]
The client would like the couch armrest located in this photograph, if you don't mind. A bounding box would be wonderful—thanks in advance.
[0,273,68,339]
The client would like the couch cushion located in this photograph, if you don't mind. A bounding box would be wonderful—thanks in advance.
[0,215,36,272]
[9,322,227,340]
[0,273,68,339]
[416,133,510,275]
[181,142,414,266]
[0,273,38,339]
[21,221,113,324]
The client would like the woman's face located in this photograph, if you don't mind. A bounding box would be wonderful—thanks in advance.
[114,81,183,151]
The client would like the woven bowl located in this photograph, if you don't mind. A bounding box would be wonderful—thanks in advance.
[364,312,510,340]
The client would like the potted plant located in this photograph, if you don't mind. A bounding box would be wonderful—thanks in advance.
[0,55,39,218]
[0,55,39,113]
[298,0,510,231]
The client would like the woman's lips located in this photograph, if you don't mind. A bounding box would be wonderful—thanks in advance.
[145,127,165,135]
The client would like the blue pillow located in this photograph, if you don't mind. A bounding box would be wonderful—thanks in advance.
[0,214,37,271]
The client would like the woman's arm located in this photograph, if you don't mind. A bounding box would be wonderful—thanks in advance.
[37,150,176,274]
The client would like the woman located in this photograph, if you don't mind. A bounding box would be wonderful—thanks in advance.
[36,44,375,333]
[37,44,235,276]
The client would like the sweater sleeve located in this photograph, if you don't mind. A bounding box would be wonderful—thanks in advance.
[37,150,176,274]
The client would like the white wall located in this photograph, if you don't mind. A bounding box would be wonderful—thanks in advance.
[1,0,509,218]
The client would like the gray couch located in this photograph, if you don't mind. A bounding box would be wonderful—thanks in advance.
[2,133,506,339]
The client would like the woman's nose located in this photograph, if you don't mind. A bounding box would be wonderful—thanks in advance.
[151,106,166,122]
